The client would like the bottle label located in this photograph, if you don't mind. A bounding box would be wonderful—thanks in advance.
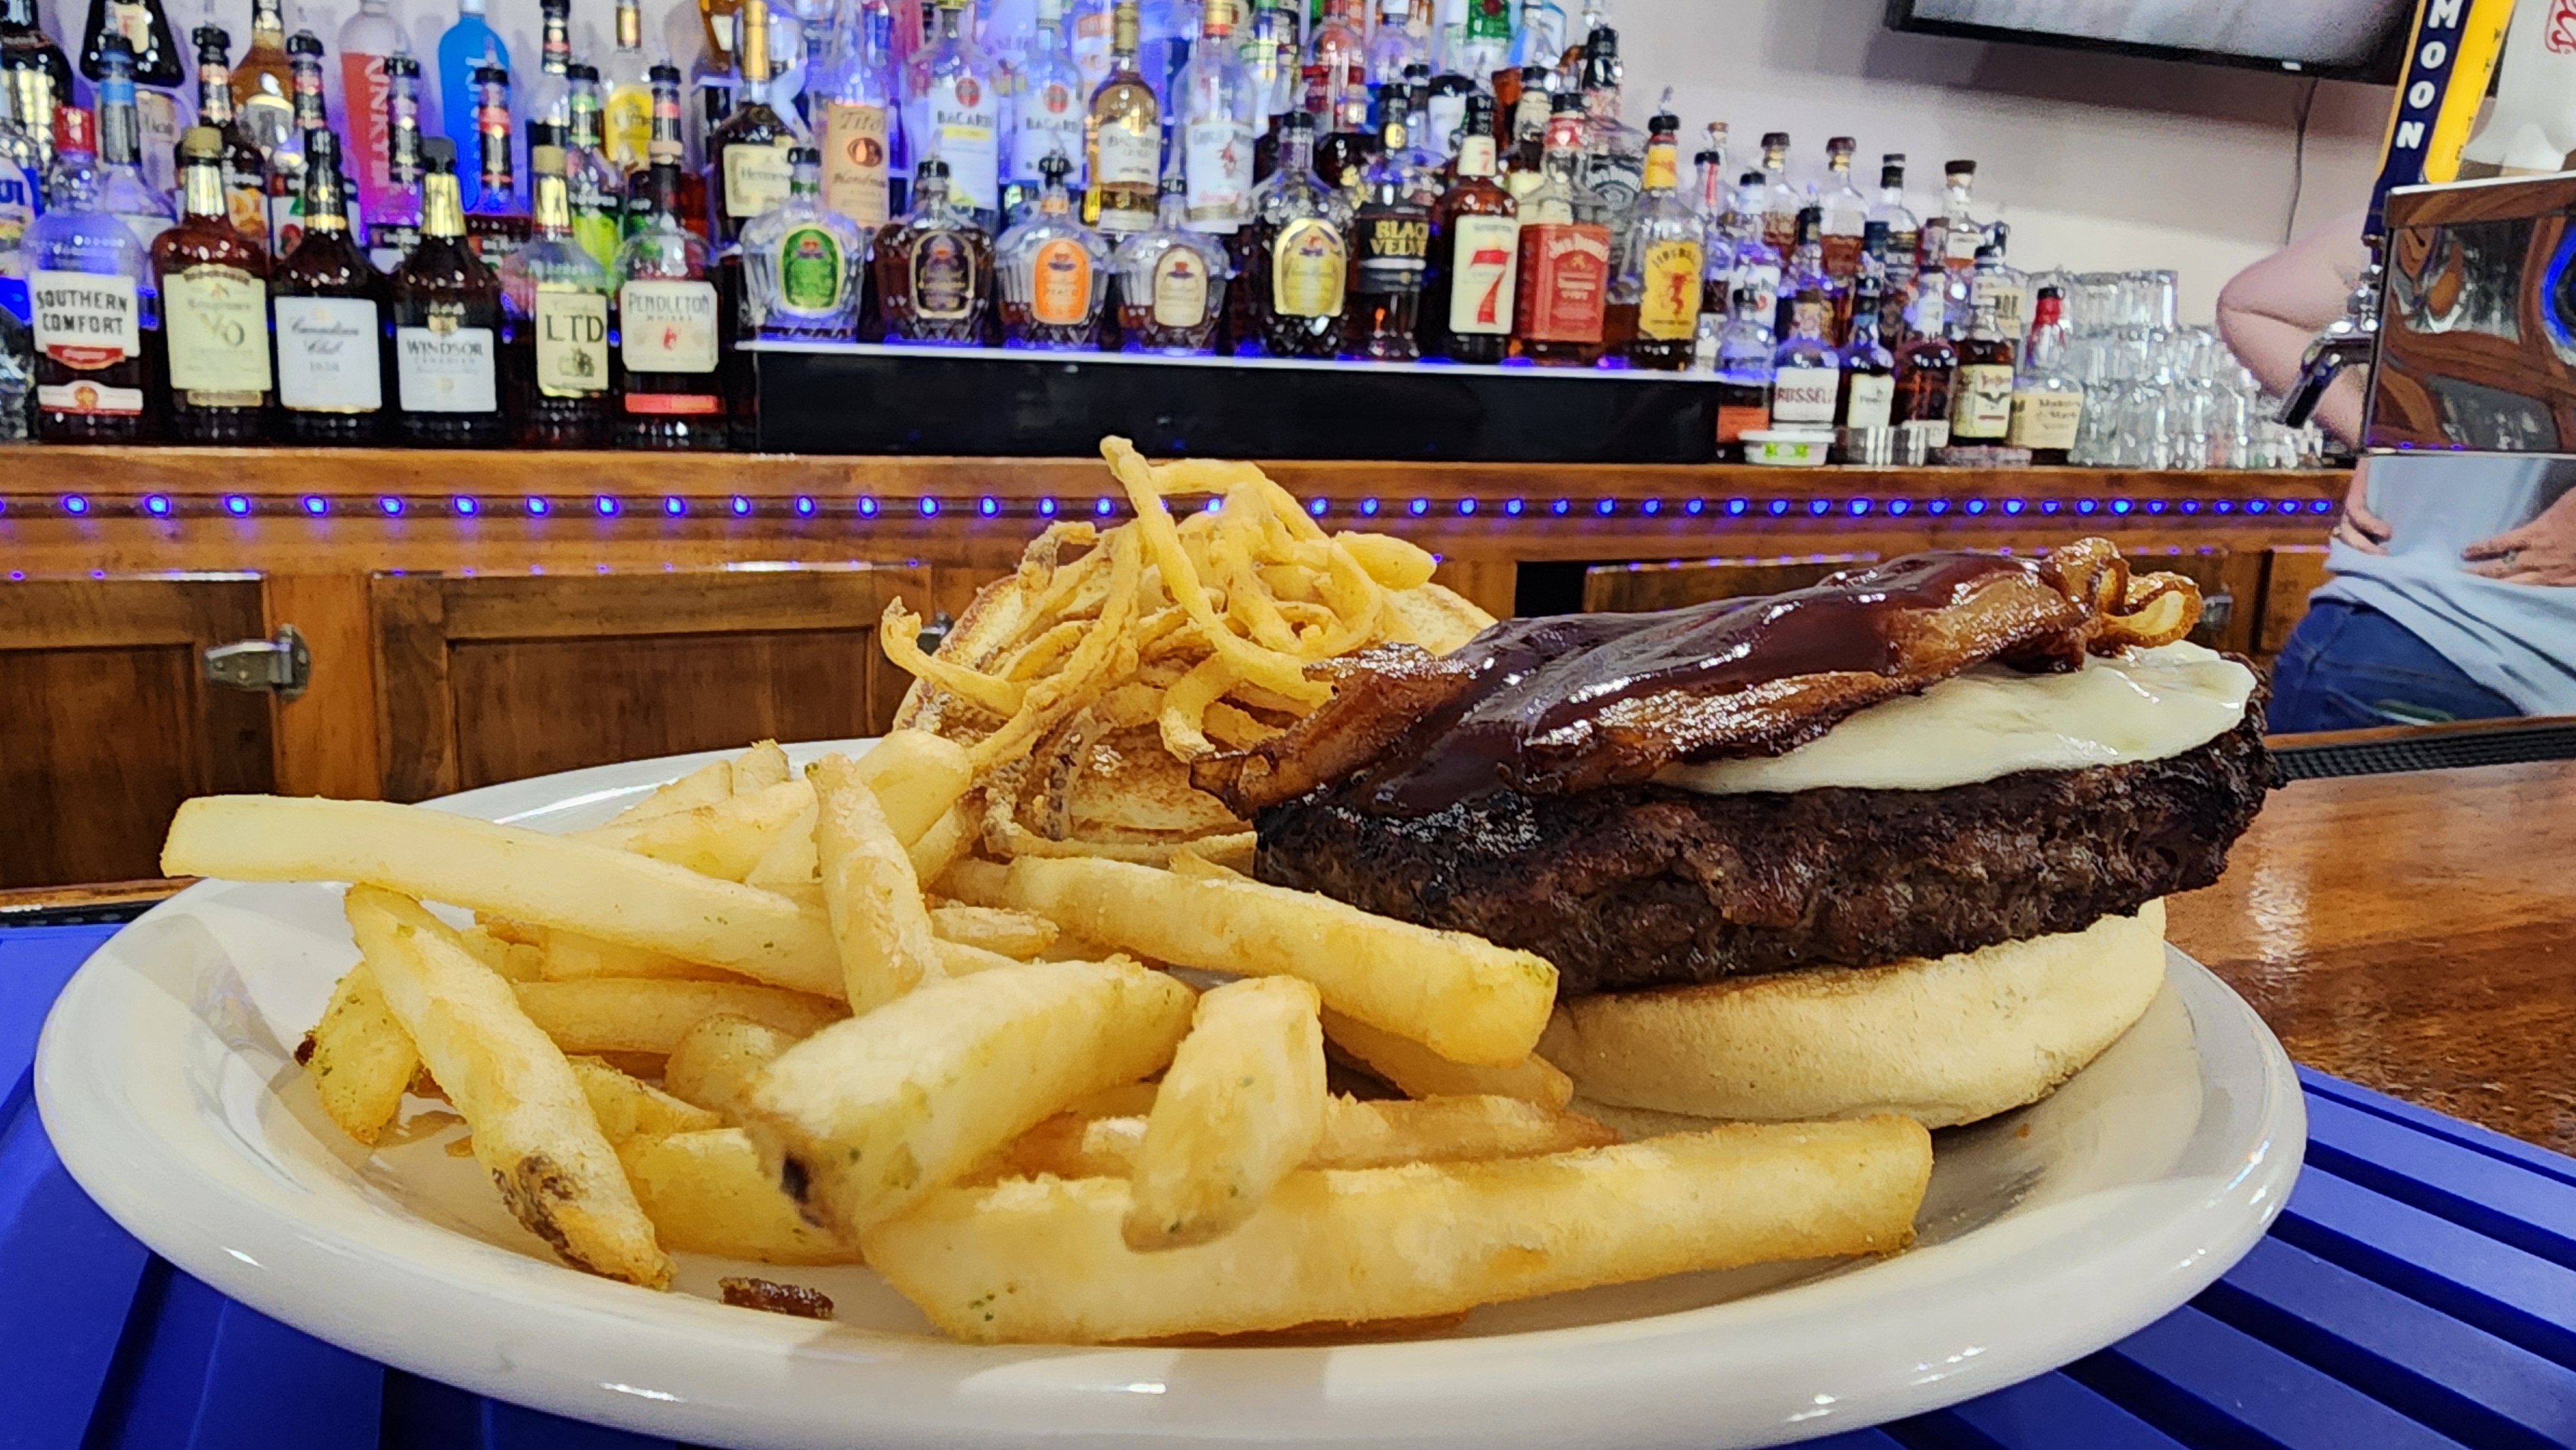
[824,102,892,227]
[108,0,151,47]
[1455,135,1497,178]
[274,296,382,411]
[395,323,497,412]
[723,140,797,221]
[1015,79,1084,185]
[37,380,145,414]
[1029,235,1094,325]
[30,270,138,368]
[931,75,1001,212]
[1150,245,1208,326]
[1513,221,1608,343]
[1426,91,1466,160]
[534,288,610,395]
[1944,220,1980,264]
[0,159,35,248]
[134,90,180,195]
[1716,398,1767,444]
[778,225,849,315]
[2009,387,2083,449]
[1637,238,1702,340]
[1270,216,1345,318]
[1184,118,1253,227]
[1844,371,1895,431]
[1511,86,1548,142]
[1096,117,1158,188]
[1772,364,1839,425]
[266,191,304,259]
[1353,203,1430,297]
[911,231,977,319]
[1444,213,1517,335]
[1971,276,2027,339]
[605,84,653,171]
[620,279,719,372]
[1949,361,2013,438]
[165,266,272,397]
[341,53,394,203]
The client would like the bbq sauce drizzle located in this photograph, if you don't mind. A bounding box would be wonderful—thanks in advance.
[1349,552,2041,816]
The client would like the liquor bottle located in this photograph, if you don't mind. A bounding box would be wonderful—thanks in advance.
[1446,0,1506,118]
[1837,264,1895,438]
[1967,223,2027,348]
[499,144,611,446]
[1177,0,1253,233]
[603,0,654,170]
[1767,288,1836,433]
[1817,135,1865,283]
[370,53,426,265]
[905,0,1003,225]
[1710,285,1768,460]
[697,0,743,86]
[1341,95,1430,359]
[28,108,156,440]
[80,0,179,192]
[433,0,508,202]
[1068,0,1115,99]
[1421,92,1510,364]
[1575,24,1638,254]
[1306,0,1368,180]
[464,61,530,264]
[1242,110,1345,357]
[1891,284,1953,450]
[1363,0,1420,86]
[704,0,798,246]
[1613,101,1693,371]
[233,0,292,158]
[1111,172,1224,351]
[614,157,725,443]
[153,125,269,440]
[1867,153,1915,337]
[92,38,172,254]
[563,65,624,274]
[261,31,328,258]
[1,0,69,170]
[820,1,900,231]
[1083,0,1157,232]
[1012,0,1085,197]
[1946,281,2012,444]
[873,156,991,342]
[635,64,712,241]
[1917,157,1977,283]
[1690,120,1726,220]
[190,26,267,245]
[526,0,574,135]
[0,55,39,279]
[1495,0,1555,100]
[2007,283,2080,465]
[338,0,404,225]
[1776,203,1844,339]
[1755,129,1796,252]
[274,127,386,444]
[743,144,864,338]
[994,150,1106,346]
[390,138,504,445]
[1714,169,1779,325]
[1508,91,1605,366]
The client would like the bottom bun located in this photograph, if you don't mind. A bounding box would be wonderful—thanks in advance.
[1536,901,2169,1129]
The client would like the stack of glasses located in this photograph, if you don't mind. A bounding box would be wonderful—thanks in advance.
[2039,270,2328,469]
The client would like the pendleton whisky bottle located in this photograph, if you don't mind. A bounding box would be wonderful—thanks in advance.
[613,157,726,447]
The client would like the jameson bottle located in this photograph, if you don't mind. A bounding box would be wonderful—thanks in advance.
[153,125,270,440]
[390,138,505,446]
[273,127,384,442]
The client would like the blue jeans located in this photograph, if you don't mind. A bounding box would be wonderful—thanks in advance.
[2268,598,2523,733]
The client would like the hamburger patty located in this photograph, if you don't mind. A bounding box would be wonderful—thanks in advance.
[1255,710,2277,997]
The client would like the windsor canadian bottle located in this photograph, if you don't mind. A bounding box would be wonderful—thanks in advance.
[390,137,506,446]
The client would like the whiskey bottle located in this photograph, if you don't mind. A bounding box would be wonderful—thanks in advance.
[188,25,267,245]
[500,144,611,446]
[28,108,156,440]
[872,156,993,344]
[1242,111,1348,358]
[631,64,710,242]
[1111,173,1227,353]
[1710,285,1770,460]
[704,0,796,247]
[390,138,505,446]
[1946,282,2013,444]
[613,158,726,445]
[1,0,69,171]
[1500,63,1548,186]
[996,151,1107,348]
[1837,264,1895,437]
[1767,288,1837,433]
[2007,283,2081,464]
[1083,0,1157,234]
[1818,136,1867,283]
[743,145,865,339]
[1917,158,1978,287]
[1868,153,1918,309]
[1421,92,1511,364]
[1891,285,1955,451]
[260,30,328,258]
[1509,91,1607,367]
[1613,97,1696,372]
[274,127,387,444]
[1341,99,1432,360]
[154,125,270,440]
[1756,129,1798,252]
[464,61,531,267]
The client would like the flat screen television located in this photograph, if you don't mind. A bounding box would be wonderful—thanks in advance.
[1886,0,2414,81]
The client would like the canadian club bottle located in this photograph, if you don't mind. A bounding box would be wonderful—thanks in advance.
[273,127,386,443]
[1242,111,1348,358]
[1422,93,1513,364]
[389,138,505,446]
[1341,104,1432,360]
[500,145,612,446]
[153,125,270,440]
[1510,91,1607,366]
[613,158,726,447]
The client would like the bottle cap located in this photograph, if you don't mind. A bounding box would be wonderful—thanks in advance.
[1760,130,1788,149]
[180,126,222,158]
[1883,151,1904,164]
[790,145,819,166]
[422,135,457,170]
[1462,92,1493,133]
[2037,284,2063,299]
[531,143,565,174]
[916,156,950,180]
[51,106,92,155]
[289,30,323,56]
[1944,158,1976,175]
[1827,135,1853,152]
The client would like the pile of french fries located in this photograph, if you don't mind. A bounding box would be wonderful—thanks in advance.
[158,444,1935,1346]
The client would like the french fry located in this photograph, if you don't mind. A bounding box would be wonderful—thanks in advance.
[1166,849,1245,881]
[739,958,1196,1236]
[938,858,1011,907]
[742,802,820,895]
[906,800,976,885]
[865,1116,1932,1344]
[538,928,741,983]
[933,939,1027,977]
[618,1129,860,1264]
[162,796,848,1000]
[344,885,672,1288]
[731,739,792,794]
[301,961,419,1145]
[1322,1009,1574,1110]
[1005,1095,1615,1178]
[1001,856,1558,1068]
[811,753,942,1013]
[513,978,844,1055]
[564,1055,724,1142]
[663,1012,801,1117]
[928,905,1058,959]
[1334,531,1439,590]
[458,925,545,981]
[850,730,976,845]
[573,779,815,881]
[605,757,734,825]
[1124,977,1325,1251]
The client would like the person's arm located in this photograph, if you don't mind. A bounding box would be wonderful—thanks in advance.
[2215,207,2372,446]
[2461,490,2576,584]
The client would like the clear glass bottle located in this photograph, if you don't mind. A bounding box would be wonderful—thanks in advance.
[1968,220,2027,348]
[1767,287,1837,432]
[1918,156,1977,284]
[1422,91,1511,364]
[79,0,180,195]
[1242,109,1346,357]
[819,0,902,231]
[705,0,800,247]
[1341,93,1431,359]
[873,155,993,343]
[1112,171,1226,351]
[28,107,156,440]
[1,0,70,172]
[1083,0,1157,232]
[500,143,612,446]
[565,64,625,274]
[189,26,269,246]
[1068,0,1116,100]
[1613,99,1693,371]
[995,149,1106,346]
[1891,283,1955,449]
[155,124,270,440]
[744,143,865,338]
[1305,0,1367,175]
[274,127,387,444]
[1575,23,1638,256]
[1817,135,1866,283]
[1178,0,1253,234]
[336,0,404,224]
[525,0,574,134]
[1867,153,1915,339]
[603,0,654,170]
[1012,0,1086,199]
[614,156,728,445]
[390,138,504,446]
[1711,283,1769,459]
[1508,90,1605,366]
[1238,0,1300,178]
[905,0,1004,225]
[1447,0,1508,117]
[431,0,507,203]
[90,37,170,255]
[2007,282,2081,464]
[1363,0,1421,86]
[261,30,330,258]
[1755,128,1796,253]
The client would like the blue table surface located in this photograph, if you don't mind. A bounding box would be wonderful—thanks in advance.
[6,920,2573,1450]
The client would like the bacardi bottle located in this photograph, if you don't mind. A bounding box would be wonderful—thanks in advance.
[904,0,1003,226]
[1012,0,1086,198]
[390,138,505,446]
[274,127,387,444]
[1421,92,1511,364]
[614,156,727,445]
[1083,0,1158,232]
[155,125,270,440]
[1177,0,1253,233]
[1509,91,1606,366]
[500,144,612,446]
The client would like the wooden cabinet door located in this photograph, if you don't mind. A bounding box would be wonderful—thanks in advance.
[0,576,276,887]
[370,566,931,801]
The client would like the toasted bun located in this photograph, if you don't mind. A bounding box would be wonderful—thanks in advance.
[1536,901,2169,1129]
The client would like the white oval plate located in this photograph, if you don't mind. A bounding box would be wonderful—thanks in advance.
[37,741,2305,1450]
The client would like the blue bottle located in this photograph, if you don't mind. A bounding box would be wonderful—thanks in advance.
[435,0,508,207]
